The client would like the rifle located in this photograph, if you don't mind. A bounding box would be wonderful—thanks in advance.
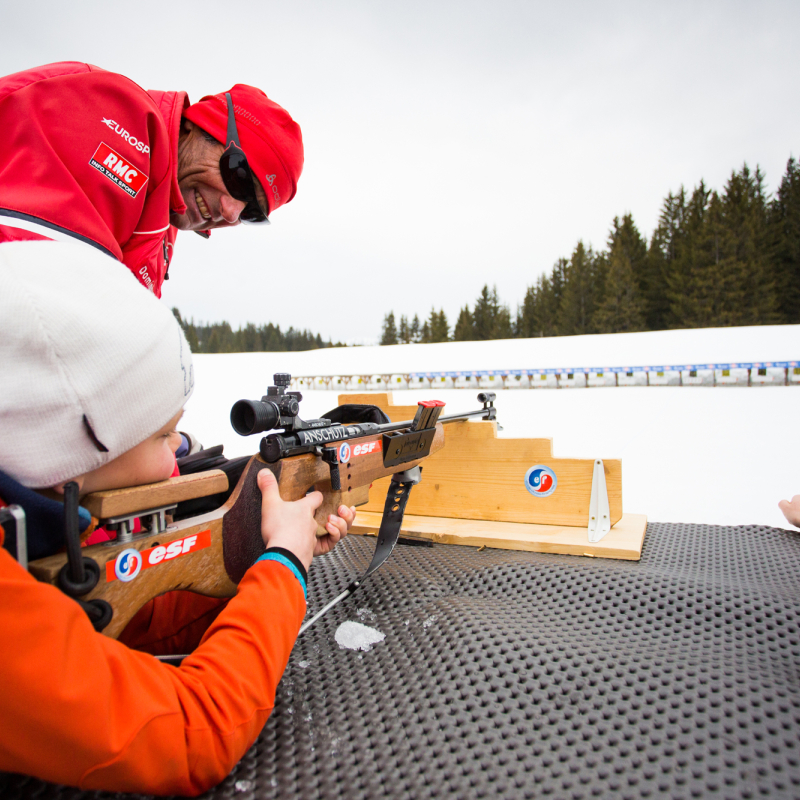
[26,374,497,639]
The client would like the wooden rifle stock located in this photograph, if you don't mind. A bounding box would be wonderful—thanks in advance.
[27,424,446,638]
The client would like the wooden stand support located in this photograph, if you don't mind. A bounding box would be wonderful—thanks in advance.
[339,392,647,561]
[352,511,647,561]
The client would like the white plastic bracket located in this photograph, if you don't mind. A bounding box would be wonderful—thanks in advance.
[587,459,611,543]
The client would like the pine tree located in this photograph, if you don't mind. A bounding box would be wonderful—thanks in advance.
[592,236,647,333]
[260,322,282,351]
[549,257,567,327]
[419,320,431,343]
[607,215,648,323]
[535,273,558,337]
[770,157,800,323]
[380,312,398,345]
[494,302,513,339]
[185,321,200,352]
[428,308,450,342]
[592,217,647,333]
[438,310,450,341]
[471,285,506,340]
[717,164,779,325]
[398,315,410,343]
[410,314,421,342]
[517,265,565,339]
[206,322,235,353]
[660,168,780,328]
[558,242,599,335]
[241,322,260,352]
[516,285,536,338]
[453,306,475,341]
[472,285,494,340]
[540,261,566,336]
[662,183,708,327]
[650,187,687,328]
[644,236,671,331]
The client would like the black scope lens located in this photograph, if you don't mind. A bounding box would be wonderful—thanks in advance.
[230,399,280,436]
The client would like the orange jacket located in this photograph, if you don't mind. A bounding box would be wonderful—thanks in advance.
[0,525,306,796]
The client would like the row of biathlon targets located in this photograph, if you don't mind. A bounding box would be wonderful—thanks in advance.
[291,366,800,390]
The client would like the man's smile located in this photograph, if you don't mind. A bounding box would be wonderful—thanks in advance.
[195,190,212,221]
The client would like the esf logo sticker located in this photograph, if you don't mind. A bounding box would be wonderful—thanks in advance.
[524,465,557,498]
[337,440,381,463]
[113,548,143,582]
[106,530,212,583]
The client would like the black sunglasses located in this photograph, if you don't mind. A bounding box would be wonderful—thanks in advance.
[219,92,270,225]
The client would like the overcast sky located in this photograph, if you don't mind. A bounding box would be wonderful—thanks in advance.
[3,0,799,343]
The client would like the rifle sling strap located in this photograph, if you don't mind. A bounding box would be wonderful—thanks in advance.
[361,466,421,582]
[299,467,422,636]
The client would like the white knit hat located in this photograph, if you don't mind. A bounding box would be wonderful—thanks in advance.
[0,241,194,488]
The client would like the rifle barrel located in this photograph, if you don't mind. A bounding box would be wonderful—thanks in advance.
[437,408,495,425]
[371,406,495,434]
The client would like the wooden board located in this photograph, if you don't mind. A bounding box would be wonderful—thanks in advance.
[339,392,623,528]
[82,470,229,519]
[352,511,647,561]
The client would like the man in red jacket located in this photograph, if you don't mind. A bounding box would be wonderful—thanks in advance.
[0,61,303,297]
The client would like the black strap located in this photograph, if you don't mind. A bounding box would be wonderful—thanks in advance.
[298,467,423,635]
[321,404,391,426]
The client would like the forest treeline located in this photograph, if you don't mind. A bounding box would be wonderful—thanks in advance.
[380,158,800,344]
[172,309,344,353]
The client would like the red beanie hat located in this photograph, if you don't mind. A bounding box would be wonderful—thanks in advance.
[183,85,303,214]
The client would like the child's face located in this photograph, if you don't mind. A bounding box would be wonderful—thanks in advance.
[74,410,184,496]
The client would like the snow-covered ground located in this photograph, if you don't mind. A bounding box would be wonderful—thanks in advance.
[193,324,800,376]
[181,326,800,531]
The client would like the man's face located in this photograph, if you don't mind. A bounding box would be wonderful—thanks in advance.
[170,120,268,231]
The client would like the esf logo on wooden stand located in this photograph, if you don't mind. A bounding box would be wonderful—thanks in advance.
[524,465,557,498]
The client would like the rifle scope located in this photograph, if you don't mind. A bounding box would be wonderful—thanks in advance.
[231,397,302,436]
[230,399,279,436]
[231,374,304,436]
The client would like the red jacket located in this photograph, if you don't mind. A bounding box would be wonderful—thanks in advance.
[0,521,307,795]
[0,62,188,297]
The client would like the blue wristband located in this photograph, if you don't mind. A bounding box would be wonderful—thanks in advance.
[256,552,307,599]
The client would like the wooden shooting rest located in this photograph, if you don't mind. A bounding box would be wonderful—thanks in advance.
[80,470,230,519]
[339,393,647,561]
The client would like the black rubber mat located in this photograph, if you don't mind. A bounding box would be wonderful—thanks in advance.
[4,522,800,799]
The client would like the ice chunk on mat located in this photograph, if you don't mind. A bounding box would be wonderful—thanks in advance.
[335,620,386,651]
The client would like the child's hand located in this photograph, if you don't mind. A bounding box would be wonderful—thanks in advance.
[779,495,800,529]
[257,469,321,571]
[315,504,357,556]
